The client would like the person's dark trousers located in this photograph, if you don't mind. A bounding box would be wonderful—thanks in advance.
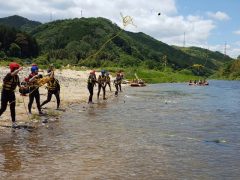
[41,90,60,109]
[88,84,94,103]
[115,84,119,96]
[106,82,111,91]
[0,90,16,122]
[118,84,122,91]
[97,84,106,99]
[28,88,41,113]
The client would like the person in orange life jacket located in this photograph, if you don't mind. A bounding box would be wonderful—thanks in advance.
[105,72,111,91]
[40,69,60,109]
[26,65,43,115]
[87,70,97,104]
[113,73,122,96]
[97,70,107,100]
[0,62,23,127]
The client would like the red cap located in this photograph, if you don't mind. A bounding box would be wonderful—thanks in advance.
[90,70,95,74]
[9,62,20,72]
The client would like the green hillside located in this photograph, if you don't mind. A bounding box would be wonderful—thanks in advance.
[1,15,236,81]
[29,17,233,76]
[0,15,41,33]
[213,60,240,80]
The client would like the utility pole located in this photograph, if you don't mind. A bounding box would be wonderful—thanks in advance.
[183,32,186,47]
[81,10,83,17]
[163,55,167,71]
[50,12,53,22]
[224,41,227,57]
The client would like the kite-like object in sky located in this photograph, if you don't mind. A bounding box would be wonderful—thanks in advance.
[120,12,137,28]
[158,12,161,16]
[84,13,137,61]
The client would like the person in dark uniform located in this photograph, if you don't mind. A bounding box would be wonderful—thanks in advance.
[119,71,124,91]
[87,70,97,104]
[0,62,23,127]
[97,70,107,100]
[113,73,122,96]
[40,69,60,109]
[105,72,111,91]
[26,64,43,115]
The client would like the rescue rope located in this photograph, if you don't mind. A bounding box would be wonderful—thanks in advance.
[82,13,136,62]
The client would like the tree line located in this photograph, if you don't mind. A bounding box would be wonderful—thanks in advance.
[0,25,39,59]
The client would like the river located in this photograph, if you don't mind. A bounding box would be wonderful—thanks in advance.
[0,80,240,179]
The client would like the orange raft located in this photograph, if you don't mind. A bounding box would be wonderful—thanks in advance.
[130,79,146,87]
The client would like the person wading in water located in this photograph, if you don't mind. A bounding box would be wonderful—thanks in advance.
[0,62,23,128]
[87,70,97,104]
[105,72,111,91]
[113,72,122,96]
[26,64,43,115]
[40,69,61,109]
[97,70,107,100]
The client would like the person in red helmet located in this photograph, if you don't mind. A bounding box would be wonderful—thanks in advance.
[87,70,97,104]
[0,62,23,128]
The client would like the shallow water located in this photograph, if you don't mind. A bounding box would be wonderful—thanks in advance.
[0,80,240,179]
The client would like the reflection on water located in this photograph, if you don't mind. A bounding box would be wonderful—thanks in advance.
[0,80,240,179]
[0,134,21,173]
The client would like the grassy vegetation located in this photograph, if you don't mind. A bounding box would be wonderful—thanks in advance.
[122,68,199,83]
[98,66,200,83]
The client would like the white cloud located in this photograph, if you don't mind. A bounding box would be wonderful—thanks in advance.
[1,0,208,46]
[1,0,236,58]
[205,43,240,59]
[233,30,240,35]
[135,14,215,47]
[207,11,230,21]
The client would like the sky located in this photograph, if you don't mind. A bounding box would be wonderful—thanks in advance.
[0,0,239,58]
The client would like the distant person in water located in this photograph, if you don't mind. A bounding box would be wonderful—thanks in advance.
[114,73,122,96]
[203,79,209,86]
[117,71,123,91]
[189,80,194,85]
[97,70,107,100]
[105,72,111,91]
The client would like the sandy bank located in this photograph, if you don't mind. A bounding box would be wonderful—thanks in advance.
[0,67,119,129]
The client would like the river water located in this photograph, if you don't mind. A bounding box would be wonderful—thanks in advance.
[0,80,240,179]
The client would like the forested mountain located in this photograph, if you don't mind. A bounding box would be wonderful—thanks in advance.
[0,15,41,33]
[0,15,235,77]
[29,17,233,75]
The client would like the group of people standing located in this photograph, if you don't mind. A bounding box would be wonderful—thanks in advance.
[189,79,209,86]
[0,62,60,128]
[0,62,124,128]
[87,70,123,104]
